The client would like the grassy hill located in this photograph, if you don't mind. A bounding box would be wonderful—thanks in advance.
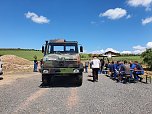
[112,56,142,63]
[0,49,43,61]
[0,49,143,63]
[80,54,142,63]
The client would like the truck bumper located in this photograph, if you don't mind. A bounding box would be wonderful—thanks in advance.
[41,67,83,76]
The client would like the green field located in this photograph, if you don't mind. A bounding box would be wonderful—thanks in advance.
[0,49,143,63]
[0,49,43,61]
[80,54,142,63]
[112,56,142,63]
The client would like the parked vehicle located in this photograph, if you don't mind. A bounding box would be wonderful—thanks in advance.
[41,39,83,86]
[0,60,3,79]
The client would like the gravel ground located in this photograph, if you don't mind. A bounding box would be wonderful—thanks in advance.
[0,72,152,114]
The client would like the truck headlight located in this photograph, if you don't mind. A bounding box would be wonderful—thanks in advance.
[43,70,49,74]
[73,69,79,73]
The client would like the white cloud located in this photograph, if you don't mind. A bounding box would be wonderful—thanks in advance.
[87,41,152,55]
[133,45,146,50]
[99,8,127,20]
[132,45,146,54]
[25,11,50,24]
[146,42,152,48]
[90,50,104,54]
[89,48,119,54]
[126,14,131,19]
[142,16,152,25]
[127,0,152,7]
[127,0,152,11]
[100,49,105,53]
[105,48,120,53]
[131,41,152,54]
[121,51,132,54]
[132,50,143,54]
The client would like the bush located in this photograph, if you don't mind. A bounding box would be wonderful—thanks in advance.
[141,48,152,70]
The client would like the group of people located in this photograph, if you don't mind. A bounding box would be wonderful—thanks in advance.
[84,56,144,83]
[106,60,144,83]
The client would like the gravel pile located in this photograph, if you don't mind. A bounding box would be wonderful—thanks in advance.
[0,55,33,74]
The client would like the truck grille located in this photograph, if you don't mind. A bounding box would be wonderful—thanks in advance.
[44,60,79,68]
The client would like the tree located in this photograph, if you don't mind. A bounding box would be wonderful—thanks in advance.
[141,48,152,70]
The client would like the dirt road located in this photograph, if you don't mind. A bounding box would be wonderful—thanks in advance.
[0,72,152,114]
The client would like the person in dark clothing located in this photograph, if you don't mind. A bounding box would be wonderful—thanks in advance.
[100,59,105,73]
[103,62,109,74]
[129,61,137,78]
[109,61,115,78]
[84,61,89,73]
[113,61,122,81]
[34,59,38,72]
[119,61,131,83]
[133,61,144,81]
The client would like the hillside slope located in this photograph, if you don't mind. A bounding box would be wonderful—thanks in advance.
[0,49,43,61]
[0,55,34,74]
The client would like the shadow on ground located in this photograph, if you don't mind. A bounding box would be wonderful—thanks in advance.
[87,79,94,82]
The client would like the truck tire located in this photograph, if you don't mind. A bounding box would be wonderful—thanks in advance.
[49,75,55,86]
[42,74,50,86]
[76,74,83,86]
[79,63,84,72]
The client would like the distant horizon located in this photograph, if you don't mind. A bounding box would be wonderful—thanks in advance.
[0,47,144,55]
[0,48,40,50]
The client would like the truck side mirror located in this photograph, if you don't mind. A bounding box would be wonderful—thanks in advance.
[42,46,44,53]
[80,46,83,52]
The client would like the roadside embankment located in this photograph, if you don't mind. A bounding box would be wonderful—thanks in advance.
[0,55,33,74]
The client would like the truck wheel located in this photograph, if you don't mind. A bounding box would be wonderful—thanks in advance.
[76,74,83,86]
[49,75,55,86]
[42,75,49,86]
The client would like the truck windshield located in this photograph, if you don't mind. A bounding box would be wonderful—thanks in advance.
[48,43,78,54]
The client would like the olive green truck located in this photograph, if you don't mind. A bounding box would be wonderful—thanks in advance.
[41,39,84,86]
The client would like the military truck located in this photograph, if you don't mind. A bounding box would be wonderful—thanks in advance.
[41,39,84,86]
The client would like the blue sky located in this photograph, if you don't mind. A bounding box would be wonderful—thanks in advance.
[0,0,152,54]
